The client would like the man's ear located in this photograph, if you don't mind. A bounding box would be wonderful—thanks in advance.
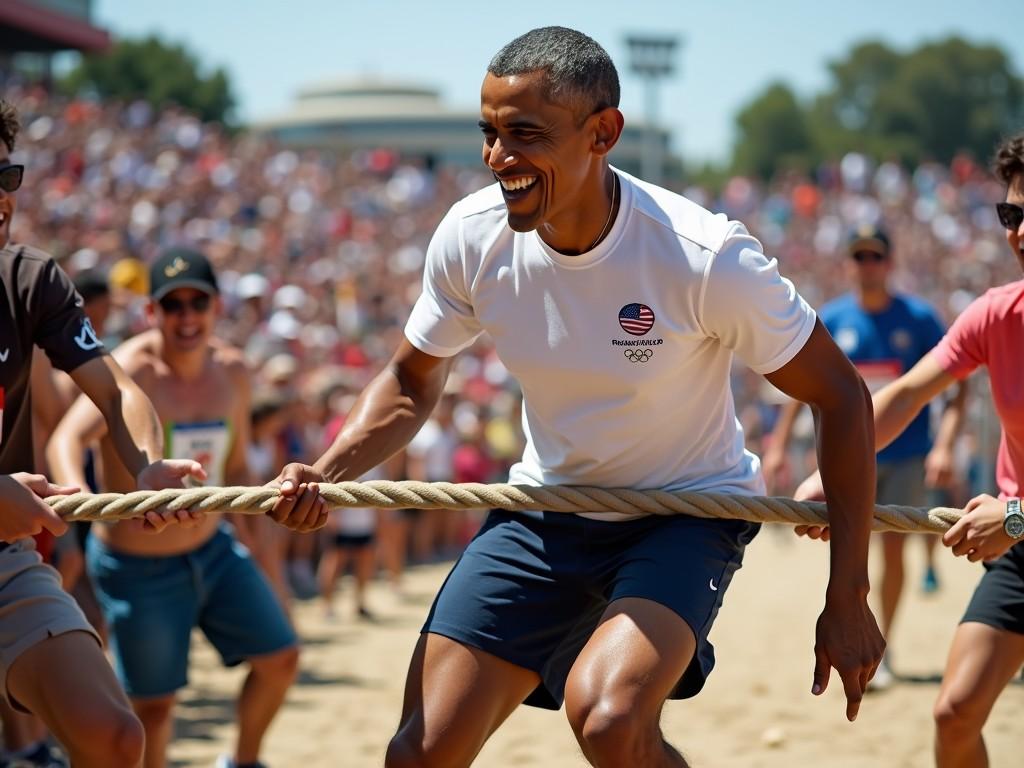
[591,107,625,157]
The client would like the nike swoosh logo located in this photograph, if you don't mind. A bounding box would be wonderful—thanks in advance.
[0,348,7,362]
[709,579,719,592]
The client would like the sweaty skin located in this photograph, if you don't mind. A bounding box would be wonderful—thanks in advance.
[50,329,252,555]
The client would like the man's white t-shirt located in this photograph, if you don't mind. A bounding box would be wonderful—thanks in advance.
[405,169,816,518]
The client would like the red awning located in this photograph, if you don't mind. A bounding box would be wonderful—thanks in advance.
[0,0,110,53]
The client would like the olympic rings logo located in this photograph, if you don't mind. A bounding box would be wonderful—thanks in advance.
[624,349,653,363]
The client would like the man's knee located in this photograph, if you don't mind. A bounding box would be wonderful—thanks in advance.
[566,688,658,765]
[99,709,145,766]
[67,702,145,766]
[384,733,422,768]
[934,688,986,742]
[385,726,476,768]
[249,645,300,686]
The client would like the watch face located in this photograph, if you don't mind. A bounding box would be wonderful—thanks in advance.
[1006,514,1024,540]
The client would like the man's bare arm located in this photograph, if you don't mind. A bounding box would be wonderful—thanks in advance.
[47,389,108,490]
[872,353,958,452]
[67,355,163,478]
[314,340,452,483]
[224,360,254,487]
[765,319,885,722]
[269,340,452,532]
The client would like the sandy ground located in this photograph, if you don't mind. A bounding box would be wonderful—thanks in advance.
[168,527,1022,767]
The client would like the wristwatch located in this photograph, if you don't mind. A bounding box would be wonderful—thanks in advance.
[1004,498,1024,540]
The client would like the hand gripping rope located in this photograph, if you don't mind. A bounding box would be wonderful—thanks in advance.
[43,481,962,532]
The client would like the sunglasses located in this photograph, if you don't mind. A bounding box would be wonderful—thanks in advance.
[0,163,24,194]
[851,250,888,263]
[158,293,212,315]
[996,202,1024,231]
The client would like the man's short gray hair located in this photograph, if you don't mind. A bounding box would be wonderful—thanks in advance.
[488,26,620,123]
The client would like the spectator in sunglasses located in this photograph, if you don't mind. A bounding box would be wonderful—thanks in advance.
[792,132,1024,768]
[764,223,967,691]
[0,98,209,767]
[48,248,300,768]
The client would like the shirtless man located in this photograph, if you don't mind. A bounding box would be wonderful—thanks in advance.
[48,248,299,768]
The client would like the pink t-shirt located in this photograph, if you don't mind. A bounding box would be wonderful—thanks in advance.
[932,281,1024,499]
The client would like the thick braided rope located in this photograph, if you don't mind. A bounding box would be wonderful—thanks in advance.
[43,481,961,533]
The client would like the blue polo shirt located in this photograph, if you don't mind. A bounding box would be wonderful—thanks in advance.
[820,293,945,464]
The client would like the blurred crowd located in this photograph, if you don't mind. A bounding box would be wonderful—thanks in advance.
[7,83,1017,615]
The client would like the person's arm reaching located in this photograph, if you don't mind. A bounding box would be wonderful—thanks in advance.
[874,360,1014,562]
[269,340,453,532]
[924,379,968,489]
[224,361,254,488]
[761,398,802,494]
[68,356,163,481]
[765,319,885,722]
[52,355,207,530]
[794,353,958,536]
[47,388,107,491]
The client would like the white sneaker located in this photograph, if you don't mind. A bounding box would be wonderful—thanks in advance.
[867,657,895,692]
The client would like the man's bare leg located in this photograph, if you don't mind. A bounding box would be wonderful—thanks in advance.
[7,631,144,768]
[234,646,300,764]
[934,621,1024,768]
[565,598,697,768]
[385,633,540,767]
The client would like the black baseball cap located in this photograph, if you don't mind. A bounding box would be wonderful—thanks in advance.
[72,269,110,303]
[149,247,219,300]
[847,224,891,256]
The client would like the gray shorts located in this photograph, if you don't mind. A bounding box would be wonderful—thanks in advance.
[0,539,100,710]
[876,457,926,508]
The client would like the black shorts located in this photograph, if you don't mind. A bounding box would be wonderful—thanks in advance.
[961,541,1024,636]
[423,509,759,710]
[332,533,374,550]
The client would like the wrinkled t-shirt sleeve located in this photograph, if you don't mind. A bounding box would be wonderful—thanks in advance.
[931,293,989,379]
[31,258,106,373]
[699,226,817,374]
[404,205,483,357]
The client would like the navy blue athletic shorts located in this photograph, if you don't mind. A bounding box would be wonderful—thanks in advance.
[961,541,1024,636]
[423,509,760,709]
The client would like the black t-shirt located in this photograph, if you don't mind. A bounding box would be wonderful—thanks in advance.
[0,244,107,474]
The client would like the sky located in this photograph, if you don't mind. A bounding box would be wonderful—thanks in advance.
[90,0,1024,164]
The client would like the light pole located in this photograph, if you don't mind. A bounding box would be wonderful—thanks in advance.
[625,34,680,185]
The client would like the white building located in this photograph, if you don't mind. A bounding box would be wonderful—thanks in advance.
[255,76,672,176]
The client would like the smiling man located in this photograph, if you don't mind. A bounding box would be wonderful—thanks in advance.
[48,249,299,768]
[0,99,212,768]
[271,27,884,767]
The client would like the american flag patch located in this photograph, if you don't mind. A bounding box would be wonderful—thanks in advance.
[618,303,655,336]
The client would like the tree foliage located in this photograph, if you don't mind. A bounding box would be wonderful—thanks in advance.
[61,36,235,124]
[731,37,1024,179]
[732,82,813,179]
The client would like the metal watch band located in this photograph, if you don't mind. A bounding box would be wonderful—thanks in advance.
[1006,498,1024,539]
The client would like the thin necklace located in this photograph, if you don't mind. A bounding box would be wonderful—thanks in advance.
[586,173,618,252]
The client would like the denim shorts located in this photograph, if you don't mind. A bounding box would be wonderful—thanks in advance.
[86,524,296,698]
[424,509,759,709]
